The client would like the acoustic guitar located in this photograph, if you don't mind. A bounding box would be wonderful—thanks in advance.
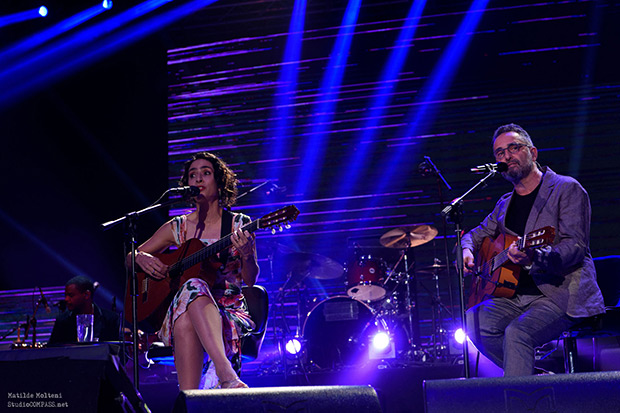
[467,226,555,308]
[125,205,300,331]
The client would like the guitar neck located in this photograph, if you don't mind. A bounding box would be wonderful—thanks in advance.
[174,219,260,273]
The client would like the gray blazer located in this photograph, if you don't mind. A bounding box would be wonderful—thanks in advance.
[462,167,605,318]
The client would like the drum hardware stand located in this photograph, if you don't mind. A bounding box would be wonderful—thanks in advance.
[380,247,421,362]
[275,270,310,377]
[418,258,455,360]
[400,246,420,358]
[419,156,457,352]
[382,251,405,288]
[442,166,501,378]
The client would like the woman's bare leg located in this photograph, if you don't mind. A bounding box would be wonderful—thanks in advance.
[185,296,239,383]
[173,312,204,390]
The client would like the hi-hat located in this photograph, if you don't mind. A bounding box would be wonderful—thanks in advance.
[417,263,448,274]
[380,225,438,249]
[279,252,344,281]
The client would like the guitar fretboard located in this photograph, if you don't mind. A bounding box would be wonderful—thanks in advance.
[169,219,260,275]
[479,235,526,278]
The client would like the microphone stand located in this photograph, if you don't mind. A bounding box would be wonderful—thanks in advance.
[236,180,271,201]
[441,169,498,379]
[101,191,188,390]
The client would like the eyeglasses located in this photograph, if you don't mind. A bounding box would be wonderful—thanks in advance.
[494,142,529,160]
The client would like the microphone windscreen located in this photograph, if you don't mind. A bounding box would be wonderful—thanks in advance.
[188,186,200,196]
[497,162,508,172]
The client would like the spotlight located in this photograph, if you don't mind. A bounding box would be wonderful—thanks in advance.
[285,338,302,355]
[38,6,48,17]
[454,328,467,344]
[369,331,395,360]
[102,0,113,9]
[371,332,390,351]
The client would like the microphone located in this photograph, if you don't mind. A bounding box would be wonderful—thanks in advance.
[168,186,200,197]
[418,160,434,176]
[470,162,508,174]
[37,286,51,314]
[53,300,67,311]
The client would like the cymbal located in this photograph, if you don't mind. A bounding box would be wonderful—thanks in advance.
[380,225,438,249]
[417,263,448,275]
[279,252,344,280]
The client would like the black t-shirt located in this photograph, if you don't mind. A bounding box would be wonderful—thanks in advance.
[505,181,542,295]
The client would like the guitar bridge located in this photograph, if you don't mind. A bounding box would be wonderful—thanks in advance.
[499,280,516,289]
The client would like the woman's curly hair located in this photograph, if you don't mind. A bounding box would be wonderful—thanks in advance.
[178,152,238,208]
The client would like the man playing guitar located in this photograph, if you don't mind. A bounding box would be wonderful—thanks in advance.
[462,123,604,376]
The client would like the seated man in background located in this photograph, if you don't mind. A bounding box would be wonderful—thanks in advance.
[48,276,120,344]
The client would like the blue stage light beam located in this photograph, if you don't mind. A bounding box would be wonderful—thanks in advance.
[335,0,428,200]
[0,6,48,28]
[294,0,362,198]
[0,0,220,110]
[0,3,109,69]
[376,0,490,193]
[268,0,307,183]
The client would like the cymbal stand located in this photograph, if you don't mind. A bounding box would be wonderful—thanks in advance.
[275,269,309,377]
[401,246,419,353]
[431,264,445,359]
[423,259,454,360]
[419,156,456,359]
[276,272,292,377]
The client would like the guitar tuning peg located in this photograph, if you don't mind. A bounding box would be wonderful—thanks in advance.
[285,224,291,229]
[271,228,276,235]
[278,225,283,232]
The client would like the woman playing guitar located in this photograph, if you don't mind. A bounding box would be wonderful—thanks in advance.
[126,152,258,390]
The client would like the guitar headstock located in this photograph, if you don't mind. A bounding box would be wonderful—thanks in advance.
[523,226,555,249]
[259,205,300,233]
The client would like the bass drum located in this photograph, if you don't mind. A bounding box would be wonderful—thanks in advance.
[302,296,380,369]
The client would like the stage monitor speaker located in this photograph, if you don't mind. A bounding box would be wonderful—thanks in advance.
[0,343,148,412]
[424,371,620,413]
[173,385,382,413]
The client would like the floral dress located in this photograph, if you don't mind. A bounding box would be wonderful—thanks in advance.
[157,212,256,389]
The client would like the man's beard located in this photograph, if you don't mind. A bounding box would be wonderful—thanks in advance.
[503,159,533,183]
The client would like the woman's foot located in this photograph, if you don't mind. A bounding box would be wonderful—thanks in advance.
[220,378,249,389]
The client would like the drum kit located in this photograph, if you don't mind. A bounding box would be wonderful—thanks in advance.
[270,224,452,371]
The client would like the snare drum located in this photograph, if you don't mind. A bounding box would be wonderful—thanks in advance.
[302,296,381,369]
[346,255,387,302]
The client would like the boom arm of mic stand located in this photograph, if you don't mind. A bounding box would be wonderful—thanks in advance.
[440,169,497,379]
[424,156,452,191]
[236,180,271,201]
